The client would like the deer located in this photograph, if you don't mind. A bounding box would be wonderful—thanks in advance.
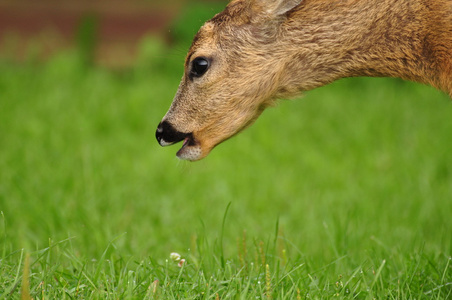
[156,0,452,161]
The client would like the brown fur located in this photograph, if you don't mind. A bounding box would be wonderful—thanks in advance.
[158,0,452,161]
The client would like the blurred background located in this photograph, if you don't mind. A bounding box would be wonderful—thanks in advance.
[0,0,226,67]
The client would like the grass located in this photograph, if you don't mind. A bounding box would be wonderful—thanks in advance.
[1,15,452,300]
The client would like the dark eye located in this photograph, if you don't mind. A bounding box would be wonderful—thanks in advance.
[190,57,210,78]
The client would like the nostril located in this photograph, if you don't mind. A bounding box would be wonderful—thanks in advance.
[155,121,188,146]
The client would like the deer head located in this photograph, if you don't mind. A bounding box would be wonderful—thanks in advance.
[156,0,304,161]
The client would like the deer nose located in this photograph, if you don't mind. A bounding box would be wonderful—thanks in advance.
[156,120,188,146]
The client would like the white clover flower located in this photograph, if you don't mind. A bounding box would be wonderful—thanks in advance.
[170,252,181,262]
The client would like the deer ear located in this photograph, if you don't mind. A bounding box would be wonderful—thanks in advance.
[250,0,302,18]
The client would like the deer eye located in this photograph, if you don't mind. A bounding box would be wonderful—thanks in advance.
[190,57,210,78]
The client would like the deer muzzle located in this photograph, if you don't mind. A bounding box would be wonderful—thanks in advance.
[156,121,203,161]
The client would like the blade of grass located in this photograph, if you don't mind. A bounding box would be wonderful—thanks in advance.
[20,253,30,300]
[1,211,6,258]
[370,259,386,290]
[220,202,232,269]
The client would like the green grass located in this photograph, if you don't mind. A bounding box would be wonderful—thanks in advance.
[1,42,452,298]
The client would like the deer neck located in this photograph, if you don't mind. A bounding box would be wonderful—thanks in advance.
[279,0,452,96]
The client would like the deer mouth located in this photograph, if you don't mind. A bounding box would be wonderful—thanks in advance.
[156,121,205,161]
[176,134,203,161]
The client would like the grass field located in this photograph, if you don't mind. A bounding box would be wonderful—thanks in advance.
[1,9,452,299]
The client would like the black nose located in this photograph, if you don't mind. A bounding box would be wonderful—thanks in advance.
[156,121,188,146]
